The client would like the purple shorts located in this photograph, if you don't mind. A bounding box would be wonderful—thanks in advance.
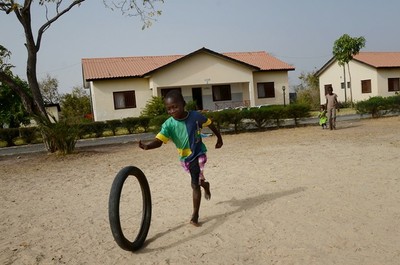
[181,154,207,185]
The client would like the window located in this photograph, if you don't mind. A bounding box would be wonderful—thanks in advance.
[361,80,371,93]
[324,84,332,95]
[257,82,275,98]
[113,91,136,109]
[212,85,231,101]
[161,88,182,98]
[341,82,351,89]
[388,78,400,92]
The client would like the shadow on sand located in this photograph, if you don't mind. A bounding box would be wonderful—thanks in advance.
[139,186,306,253]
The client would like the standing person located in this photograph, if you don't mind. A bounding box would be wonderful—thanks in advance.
[139,90,223,227]
[318,105,328,129]
[325,87,339,130]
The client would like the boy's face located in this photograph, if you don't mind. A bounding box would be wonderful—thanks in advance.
[165,97,186,120]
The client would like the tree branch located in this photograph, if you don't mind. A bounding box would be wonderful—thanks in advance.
[36,0,85,51]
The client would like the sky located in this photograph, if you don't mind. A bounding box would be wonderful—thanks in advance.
[1,0,400,94]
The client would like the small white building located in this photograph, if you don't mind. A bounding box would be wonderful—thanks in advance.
[316,52,400,104]
[81,47,295,121]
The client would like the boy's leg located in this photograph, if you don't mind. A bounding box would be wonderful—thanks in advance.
[198,155,211,200]
[189,159,202,226]
[201,180,211,200]
[190,183,201,227]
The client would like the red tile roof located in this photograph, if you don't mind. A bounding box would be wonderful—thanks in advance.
[223,51,294,71]
[82,48,294,81]
[353,52,400,68]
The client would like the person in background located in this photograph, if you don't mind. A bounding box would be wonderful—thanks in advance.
[318,104,328,129]
[325,87,339,130]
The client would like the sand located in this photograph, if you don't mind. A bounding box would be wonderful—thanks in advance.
[1,116,399,265]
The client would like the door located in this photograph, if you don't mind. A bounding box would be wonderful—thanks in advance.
[191,87,203,110]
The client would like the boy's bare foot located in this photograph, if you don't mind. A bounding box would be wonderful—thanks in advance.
[190,215,201,227]
[202,181,211,200]
[190,220,201,227]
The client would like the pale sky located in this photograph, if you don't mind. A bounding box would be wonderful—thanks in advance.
[1,0,399,93]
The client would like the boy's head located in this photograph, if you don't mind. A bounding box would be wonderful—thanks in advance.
[164,90,187,120]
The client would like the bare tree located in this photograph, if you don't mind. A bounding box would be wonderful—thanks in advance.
[0,0,163,152]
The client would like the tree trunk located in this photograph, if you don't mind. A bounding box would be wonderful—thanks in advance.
[347,63,353,107]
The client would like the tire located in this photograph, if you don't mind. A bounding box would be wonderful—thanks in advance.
[108,166,152,251]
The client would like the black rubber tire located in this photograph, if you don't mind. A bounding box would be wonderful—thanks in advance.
[108,166,152,251]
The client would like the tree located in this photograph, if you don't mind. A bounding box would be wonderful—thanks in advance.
[60,86,91,123]
[0,75,31,128]
[39,74,60,104]
[0,0,163,152]
[333,34,366,104]
[295,70,320,110]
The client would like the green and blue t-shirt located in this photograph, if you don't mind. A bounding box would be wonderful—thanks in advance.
[156,111,212,162]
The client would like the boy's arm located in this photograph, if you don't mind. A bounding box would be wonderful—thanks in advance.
[139,138,163,150]
[208,122,223,149]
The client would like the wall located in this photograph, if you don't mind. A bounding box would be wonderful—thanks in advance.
[90,78,152,121]
[253,71,289,106]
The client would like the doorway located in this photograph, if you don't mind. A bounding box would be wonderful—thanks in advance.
[191,87,203,110]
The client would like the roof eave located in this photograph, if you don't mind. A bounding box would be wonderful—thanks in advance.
[143,47,260,76]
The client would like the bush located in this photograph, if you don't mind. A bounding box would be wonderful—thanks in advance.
[19,127,39,144]
[106,120,122,136]
[141,96,166,117]
[285,103,311,126]
[265,105,286,127]
[40,121,80,155]
[186,100,198,111]
[149,114,169,133]
[0,128,19,147]
[355,96,389,118]
[242,107,273,130]
[121,117,139,134]
[136,116,151,132]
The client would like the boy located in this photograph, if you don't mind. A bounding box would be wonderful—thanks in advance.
[139,90,223,227]
[325,87,339,130]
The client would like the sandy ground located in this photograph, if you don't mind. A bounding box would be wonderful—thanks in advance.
[1,116,399,265]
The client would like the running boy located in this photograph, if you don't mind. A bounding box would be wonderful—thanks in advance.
[139,90,223,227]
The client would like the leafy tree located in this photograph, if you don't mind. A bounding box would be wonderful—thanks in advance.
[39,74,60,104]
[0,0,163,152]
[295,70,320,110]
[333,34,366,103]
[0,75,31,128]
[60,86,91,123]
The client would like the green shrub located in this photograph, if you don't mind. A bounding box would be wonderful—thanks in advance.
[19,127,39,144]
[136,116,151,132]
[217,109,244,133]
[106,120,122,136]
[186,100,198,111]
[386,94,400,112]
[265,105,286,127]
[285,103,311,126]
[121,117,139,134]
[141,96,166,117]
[0,128,19,147]
[355,96,389,118]
[81,121,107,138]
[40,121,80,155]
[242,107,273,130]
[149,114,169,133]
